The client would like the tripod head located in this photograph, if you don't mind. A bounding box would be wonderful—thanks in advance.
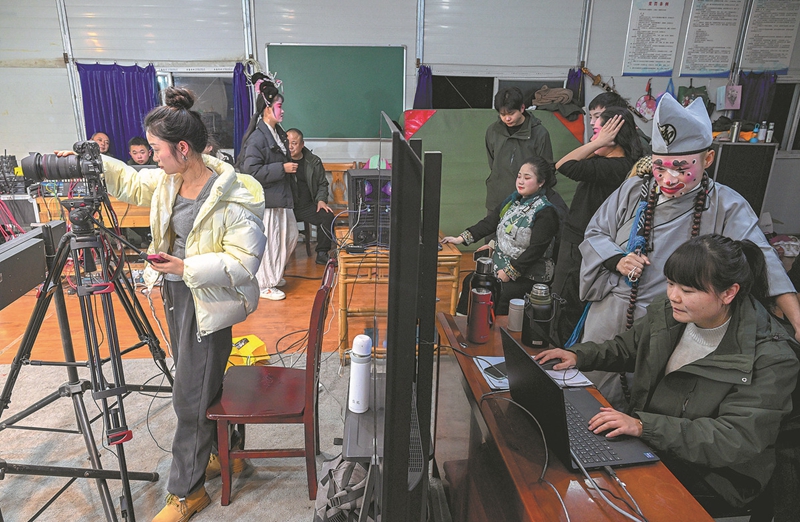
[62,198,100,235]
[58,192,150,265]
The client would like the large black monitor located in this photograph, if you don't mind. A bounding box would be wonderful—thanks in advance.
[379,112,442,521]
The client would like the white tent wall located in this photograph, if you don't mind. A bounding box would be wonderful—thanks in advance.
[0,0,798,231]
[0,0,78,159]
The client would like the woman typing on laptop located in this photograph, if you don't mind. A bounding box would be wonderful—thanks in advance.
[536,234,799,512]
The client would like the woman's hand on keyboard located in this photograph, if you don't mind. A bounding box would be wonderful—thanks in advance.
[588,407,643,438]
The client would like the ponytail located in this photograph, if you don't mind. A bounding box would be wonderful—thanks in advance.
[738,239,770,307]
[664,234,771,308]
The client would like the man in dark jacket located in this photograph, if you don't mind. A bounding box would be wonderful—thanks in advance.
[485,87,553,213]
[287,128,334,265]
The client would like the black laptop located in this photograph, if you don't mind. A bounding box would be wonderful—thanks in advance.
[501,328,659,471]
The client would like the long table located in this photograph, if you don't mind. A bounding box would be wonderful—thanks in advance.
[36,195,149,228]
[434,312,713,522]
[335,229,461,361]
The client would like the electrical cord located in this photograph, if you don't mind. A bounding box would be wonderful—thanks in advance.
[604,466,647,521]
[439,344,570,518]
[479,394,570,522]
[571,449,647,522]
[444,342,646,521]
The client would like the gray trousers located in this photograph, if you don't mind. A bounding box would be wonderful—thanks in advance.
[163,280,232,497]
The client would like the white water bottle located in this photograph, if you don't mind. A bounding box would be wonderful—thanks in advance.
[348,335,373,413]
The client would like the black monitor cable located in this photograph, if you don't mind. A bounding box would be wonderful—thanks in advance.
[571,449,648,522]
[480,393,571,522]
[441,344,570,521]
[604,466,647,521]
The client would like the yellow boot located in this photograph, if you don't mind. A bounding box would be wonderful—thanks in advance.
[205,452,246,481]
[152,487,210,522]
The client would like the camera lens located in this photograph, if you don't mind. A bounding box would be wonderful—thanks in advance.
[20,152,81,182]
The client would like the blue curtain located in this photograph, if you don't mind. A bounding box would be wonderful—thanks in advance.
[77,63,158,160]
[233,63,252,160]
[737,71,777,123]
[566,67,585,107]
[413,65,433,109]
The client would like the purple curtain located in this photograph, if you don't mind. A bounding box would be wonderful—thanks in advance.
[233,63,252,160]
[77,63,157,160]
[413,65,433,109]
[736,71,777,122]
[566,67,584,107]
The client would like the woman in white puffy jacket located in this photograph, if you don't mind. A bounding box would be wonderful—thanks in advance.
[64,87,266,522]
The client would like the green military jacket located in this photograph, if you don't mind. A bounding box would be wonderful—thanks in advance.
[571,295,799,508]
[484,111,553,211]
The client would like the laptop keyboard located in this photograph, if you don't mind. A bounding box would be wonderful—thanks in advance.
[565,402,622,465]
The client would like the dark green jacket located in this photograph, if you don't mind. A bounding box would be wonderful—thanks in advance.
[571,295,799,508]
[484,111,553,211]
[297,147,329,204]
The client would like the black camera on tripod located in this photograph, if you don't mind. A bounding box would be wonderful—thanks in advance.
[20,140,104,182]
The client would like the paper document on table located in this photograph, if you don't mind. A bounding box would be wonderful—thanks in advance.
[475,356,593,390]
[545,369,593,388]
[474,356,508,390]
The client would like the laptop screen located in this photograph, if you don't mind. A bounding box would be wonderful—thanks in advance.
[501,328,572,466]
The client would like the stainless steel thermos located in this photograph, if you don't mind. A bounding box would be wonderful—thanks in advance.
[467,288,493,344]
[521,284,553,347]
[471,257,501,311]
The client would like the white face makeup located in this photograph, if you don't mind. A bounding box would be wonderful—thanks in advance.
[652,152,708,198]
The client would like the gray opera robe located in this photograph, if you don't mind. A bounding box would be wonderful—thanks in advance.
[577,174,795,408]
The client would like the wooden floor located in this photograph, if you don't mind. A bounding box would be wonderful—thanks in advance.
[0,240,474,366]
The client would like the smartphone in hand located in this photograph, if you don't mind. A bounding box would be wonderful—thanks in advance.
[147,254,167,264]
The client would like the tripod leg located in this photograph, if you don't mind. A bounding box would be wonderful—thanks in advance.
[0,234,74,420]
[112,271,173,386]
[73,387,118,522]
[72,232,141,522]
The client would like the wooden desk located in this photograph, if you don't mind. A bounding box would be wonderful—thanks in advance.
[336,229,461,362]
[36,195,149,229]
[434,312,713,522]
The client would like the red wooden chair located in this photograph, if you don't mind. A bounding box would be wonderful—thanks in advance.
[206,259,336,504]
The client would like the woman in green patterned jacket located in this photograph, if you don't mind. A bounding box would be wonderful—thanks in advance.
[443,156,563,315]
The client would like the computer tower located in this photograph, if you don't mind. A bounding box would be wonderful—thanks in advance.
[709,142,777,216]
[346,169,392,246]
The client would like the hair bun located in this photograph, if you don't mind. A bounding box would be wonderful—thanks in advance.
[163,87,195,110]
[259,81,280,104]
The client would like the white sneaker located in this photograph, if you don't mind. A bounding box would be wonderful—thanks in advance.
[260,287,286,300]
[276,278,286,287]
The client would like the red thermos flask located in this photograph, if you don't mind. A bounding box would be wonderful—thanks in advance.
[467,288,493,344]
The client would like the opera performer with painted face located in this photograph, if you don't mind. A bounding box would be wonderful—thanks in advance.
[576,93,800,409]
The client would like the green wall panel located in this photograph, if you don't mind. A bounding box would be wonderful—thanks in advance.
[406,109,582,250]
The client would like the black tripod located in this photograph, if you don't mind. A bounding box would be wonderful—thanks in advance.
[0,203,174,522]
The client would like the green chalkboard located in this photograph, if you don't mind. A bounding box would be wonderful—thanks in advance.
[266,45,405,139]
